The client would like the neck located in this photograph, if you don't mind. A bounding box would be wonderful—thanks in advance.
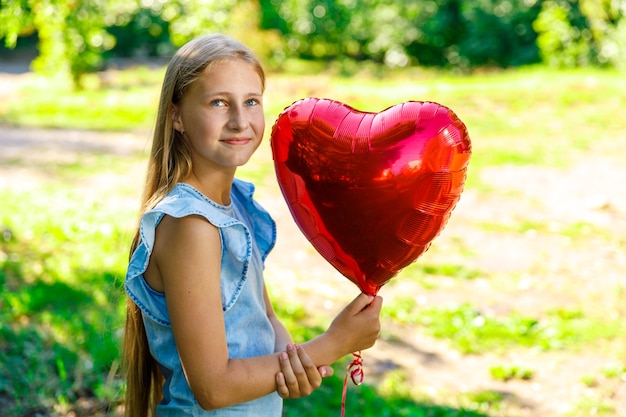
[184,168,236,206]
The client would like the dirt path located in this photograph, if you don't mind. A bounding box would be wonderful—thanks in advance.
[1,70,625,417]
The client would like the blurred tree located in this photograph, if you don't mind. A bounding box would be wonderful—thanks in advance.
[163,0,235,46]
[222,0,284,67]
[456,0,542,68]
[103,0,281,54]
[1,0,624,86]
[0,0,282,87]
[405,0,466,67]
[264,0,421,66]
[0,0,138,88]
[106,5,174,59]
[534,0,595,67]
[534,0,626,69]
[261,0,543,71]
[580,0,626,69]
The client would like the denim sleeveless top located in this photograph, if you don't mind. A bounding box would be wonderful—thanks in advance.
[125,180,282,416]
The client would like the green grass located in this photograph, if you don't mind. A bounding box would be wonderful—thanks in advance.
[568,395,617,417]
[406,262,484,281]
[381,301,626,354]
[489,364,534,382]
[1,186,130,416]
[2,65,626,416]
[0,69,161,131]
[282,364,492,417]
[4,65,626,170]
[477,219,614,242]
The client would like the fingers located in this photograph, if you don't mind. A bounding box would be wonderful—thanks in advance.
[277,344,325,398]
[278,345,300,398]
[290,344,321,395]
[295,344,322,389]
[347,293,383,318]
[275,371,289,399]
[364,294,383,314]
[318,365,334,378]
[323,293,384,358]
[348,293,376,314]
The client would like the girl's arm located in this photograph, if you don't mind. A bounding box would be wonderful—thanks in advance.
[270,294,382,399]
[150,214,381,410]
[263,285,293,352]
[264,285,334,398]
[152,214,284,410]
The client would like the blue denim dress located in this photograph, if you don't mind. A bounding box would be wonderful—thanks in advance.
[125,180,282,416]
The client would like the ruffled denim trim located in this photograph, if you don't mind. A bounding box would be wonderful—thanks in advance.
[125,179,277,324]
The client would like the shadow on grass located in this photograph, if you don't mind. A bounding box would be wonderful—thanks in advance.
[283,370,491,417]
[1,236,124,417]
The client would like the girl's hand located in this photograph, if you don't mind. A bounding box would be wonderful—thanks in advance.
[327,293,383,355]
[275,344,333,399]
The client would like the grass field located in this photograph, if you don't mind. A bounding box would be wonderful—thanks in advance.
[1,63,625,416]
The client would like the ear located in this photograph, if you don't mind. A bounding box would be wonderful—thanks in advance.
[171,104,184,133]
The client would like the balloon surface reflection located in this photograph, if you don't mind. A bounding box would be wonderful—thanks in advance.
[271,98,471,295]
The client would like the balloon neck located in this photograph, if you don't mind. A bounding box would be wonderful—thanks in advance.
[360,279,381,296]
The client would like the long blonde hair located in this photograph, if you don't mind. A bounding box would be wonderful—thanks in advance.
[122,34,265,417]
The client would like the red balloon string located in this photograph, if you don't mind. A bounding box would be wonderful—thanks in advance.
[341,351,364,417]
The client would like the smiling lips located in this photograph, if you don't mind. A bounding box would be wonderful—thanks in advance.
[222,137,252,145]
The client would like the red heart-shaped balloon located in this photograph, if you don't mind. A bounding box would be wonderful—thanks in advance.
[271,98,471,295]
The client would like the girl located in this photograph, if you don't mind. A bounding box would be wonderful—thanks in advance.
[122,33,383,416]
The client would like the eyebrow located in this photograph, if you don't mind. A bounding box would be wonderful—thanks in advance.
[204,91,263,97]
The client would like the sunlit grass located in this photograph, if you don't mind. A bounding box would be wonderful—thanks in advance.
[3,64,626,172]
[457,390,507,414]
[477,219,614,241]
[1,65,626,416]
[568,394,617,417]
[1,71,160,131]
[381,300,626,354]
[489,364,534,382]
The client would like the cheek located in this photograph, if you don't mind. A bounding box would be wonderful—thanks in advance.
[253,111,266,133]
[185,112,219,133]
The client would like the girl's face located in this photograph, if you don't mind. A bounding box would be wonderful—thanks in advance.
[172,58,265,173]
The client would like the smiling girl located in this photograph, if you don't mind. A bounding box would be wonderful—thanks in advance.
[122,34,382,416]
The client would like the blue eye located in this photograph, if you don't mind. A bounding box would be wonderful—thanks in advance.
[245,98,260,106]
[210,99,226,107]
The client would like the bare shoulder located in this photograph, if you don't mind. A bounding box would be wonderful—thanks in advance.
[158,214,218,241]
[155,214,221,259]
[145,214,221,292]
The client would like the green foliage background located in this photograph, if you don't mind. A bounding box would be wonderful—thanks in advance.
[1,0,625,87]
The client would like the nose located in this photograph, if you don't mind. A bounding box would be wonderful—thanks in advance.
[227,105,249,131]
